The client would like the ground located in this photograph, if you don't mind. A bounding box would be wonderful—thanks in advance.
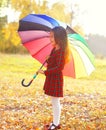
[0,54,106,130]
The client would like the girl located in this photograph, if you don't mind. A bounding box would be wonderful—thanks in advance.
[37,26,70,130]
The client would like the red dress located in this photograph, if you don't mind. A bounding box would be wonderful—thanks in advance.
[44,48,65,97]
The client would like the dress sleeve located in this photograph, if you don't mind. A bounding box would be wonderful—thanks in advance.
[44,50,65,75]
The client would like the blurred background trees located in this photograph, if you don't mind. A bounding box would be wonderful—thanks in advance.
[0,0,84,53]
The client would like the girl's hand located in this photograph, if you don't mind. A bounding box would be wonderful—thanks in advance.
[45,55,50,60]
[36,70,44,74]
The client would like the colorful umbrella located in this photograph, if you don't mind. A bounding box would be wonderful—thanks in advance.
[18,14,95,86]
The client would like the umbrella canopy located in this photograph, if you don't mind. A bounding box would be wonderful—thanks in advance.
[67,34,95,78]
[18,14,95,78]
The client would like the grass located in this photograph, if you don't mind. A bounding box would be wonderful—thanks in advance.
[0,53,106,130]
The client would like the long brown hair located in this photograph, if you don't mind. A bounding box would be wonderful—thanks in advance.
[51,26,70,64]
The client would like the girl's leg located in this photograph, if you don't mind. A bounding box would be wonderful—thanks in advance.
[51,96,61,126]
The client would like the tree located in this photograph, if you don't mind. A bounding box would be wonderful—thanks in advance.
[48,2,70,24]
[11,0,41,19]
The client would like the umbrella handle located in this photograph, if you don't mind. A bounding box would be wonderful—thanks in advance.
[21,60,46,87]
[21,74,37,87]
[21,79,33,87]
